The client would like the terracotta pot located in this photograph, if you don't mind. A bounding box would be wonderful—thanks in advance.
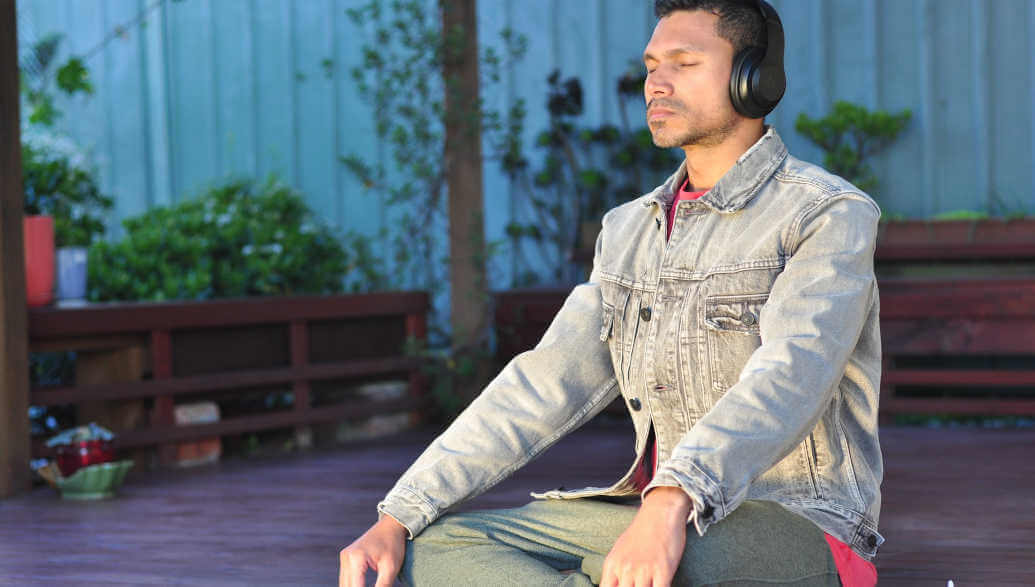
[24,215,55,307]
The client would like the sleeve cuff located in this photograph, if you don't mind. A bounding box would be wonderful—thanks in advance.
[376,485,441,540]
[641,459,726,536]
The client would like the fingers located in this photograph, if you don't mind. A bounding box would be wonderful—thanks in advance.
[601,560,672,587]
[339,548,369,587]
[373,556,401,587]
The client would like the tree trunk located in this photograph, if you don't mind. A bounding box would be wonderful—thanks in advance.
[0,0,31,498]
[440,0,487,350]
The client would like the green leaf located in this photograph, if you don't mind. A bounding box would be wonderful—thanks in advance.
[55,57,93,95]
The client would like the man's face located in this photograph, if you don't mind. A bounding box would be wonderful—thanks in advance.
[643,10,740,149]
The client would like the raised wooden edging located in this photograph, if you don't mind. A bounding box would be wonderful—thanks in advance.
[28,292,430,463]
[494,278,1035,418]
[879,277,1035,417]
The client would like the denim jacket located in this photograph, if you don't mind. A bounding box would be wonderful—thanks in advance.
[377,128,885,561]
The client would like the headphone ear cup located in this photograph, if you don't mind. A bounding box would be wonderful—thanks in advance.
[729,47,766,118]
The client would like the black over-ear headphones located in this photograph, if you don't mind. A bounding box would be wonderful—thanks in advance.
[729,0,786,119]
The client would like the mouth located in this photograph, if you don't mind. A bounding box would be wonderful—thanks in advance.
[648,108,675,120]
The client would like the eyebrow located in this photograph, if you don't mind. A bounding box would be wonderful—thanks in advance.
[643,45,707,62]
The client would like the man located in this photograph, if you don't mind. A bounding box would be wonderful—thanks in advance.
[341,1,883,585]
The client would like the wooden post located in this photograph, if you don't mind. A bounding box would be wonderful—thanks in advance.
[289,319,312,449]
[150,330,177,465]
[440,0,488,351]
[405,312,428,424]
[0,0,31,498]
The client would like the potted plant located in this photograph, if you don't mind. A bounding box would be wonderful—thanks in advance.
[20,33,103,306]
[22,139,113,306]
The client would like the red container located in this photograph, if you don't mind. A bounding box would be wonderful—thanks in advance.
[55,439,116,477]
[24,215,55,307]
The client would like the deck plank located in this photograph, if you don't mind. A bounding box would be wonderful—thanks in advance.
[2,422,1033,586]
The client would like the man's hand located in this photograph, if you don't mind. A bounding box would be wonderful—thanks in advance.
[339,515,408,587]
[600,487,693,587]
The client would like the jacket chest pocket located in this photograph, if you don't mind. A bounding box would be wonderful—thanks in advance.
[703,293,767,394]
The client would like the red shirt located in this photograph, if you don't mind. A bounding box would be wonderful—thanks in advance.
[636,179,878,587]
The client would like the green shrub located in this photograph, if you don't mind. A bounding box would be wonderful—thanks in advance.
[88,177,354,301]
[795,101,912,195]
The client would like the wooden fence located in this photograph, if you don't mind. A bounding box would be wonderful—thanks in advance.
[28,292,429,464]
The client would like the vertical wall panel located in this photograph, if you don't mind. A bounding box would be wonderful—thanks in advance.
[293,0,336,224]
[969,0,991,212]
[253,0,296,184]
[876,0,925,216]
[770,0,824,166]
[828,0,875,107]
[505,0,559,285]
[142,0,172,209]
[929,0,978,213]
[212,0,257,179]
[1031,0,1035,211]
[989,0,1035,213]
[603,0,651,133]
[103,0,150,226]
[916,0,937,215]
[553,1,604,126]
[477,0,514,289]
[166,0,218,198]
[335,0,382,237]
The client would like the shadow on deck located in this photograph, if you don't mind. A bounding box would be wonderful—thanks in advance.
[2,421,1033,586]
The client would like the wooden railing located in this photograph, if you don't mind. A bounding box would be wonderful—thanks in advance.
[29,292,429,463]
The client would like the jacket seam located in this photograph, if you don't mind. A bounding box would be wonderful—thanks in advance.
[786,192,879,253]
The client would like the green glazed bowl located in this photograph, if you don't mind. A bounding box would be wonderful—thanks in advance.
[55,460,134,500]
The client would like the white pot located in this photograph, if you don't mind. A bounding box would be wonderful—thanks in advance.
[55,246,88,305]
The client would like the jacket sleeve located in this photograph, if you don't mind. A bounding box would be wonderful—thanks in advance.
[643,194,880,536]
[377,229,620,539]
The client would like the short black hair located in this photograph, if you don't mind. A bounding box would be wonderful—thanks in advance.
[653,0,765,55]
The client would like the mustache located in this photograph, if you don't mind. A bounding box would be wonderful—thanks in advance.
[647,98,688,114]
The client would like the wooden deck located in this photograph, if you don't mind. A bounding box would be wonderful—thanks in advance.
[2,421,1033,586]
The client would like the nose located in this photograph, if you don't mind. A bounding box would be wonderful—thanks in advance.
[644,67,673,101]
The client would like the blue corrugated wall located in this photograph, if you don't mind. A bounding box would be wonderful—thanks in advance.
[18,0,1035,289]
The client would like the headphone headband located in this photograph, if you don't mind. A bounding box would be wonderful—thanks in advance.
[754,0,784,75]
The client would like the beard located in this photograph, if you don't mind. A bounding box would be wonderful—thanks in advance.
[647,98,739,149]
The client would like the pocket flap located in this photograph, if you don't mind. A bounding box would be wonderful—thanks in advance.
[704,294,768,334]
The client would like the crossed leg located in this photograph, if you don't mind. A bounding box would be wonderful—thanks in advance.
[400,498,841,586]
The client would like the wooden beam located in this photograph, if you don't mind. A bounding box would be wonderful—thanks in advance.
[28,291,430,339]
[441,0,488,349]
[29,356,421,406]
[31,395,430,458]
[0,0,31,498]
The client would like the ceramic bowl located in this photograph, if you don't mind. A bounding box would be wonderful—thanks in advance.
[52,460,134,500]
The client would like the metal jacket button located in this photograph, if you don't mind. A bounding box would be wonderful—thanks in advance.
[640,307,652,321]
[867,535,878,548]
[629,397,642,411]
[741,312,756,326]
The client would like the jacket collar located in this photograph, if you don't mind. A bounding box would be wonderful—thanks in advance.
[644,126,789,214]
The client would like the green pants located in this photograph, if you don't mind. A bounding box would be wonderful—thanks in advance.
[401,498,841,586]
